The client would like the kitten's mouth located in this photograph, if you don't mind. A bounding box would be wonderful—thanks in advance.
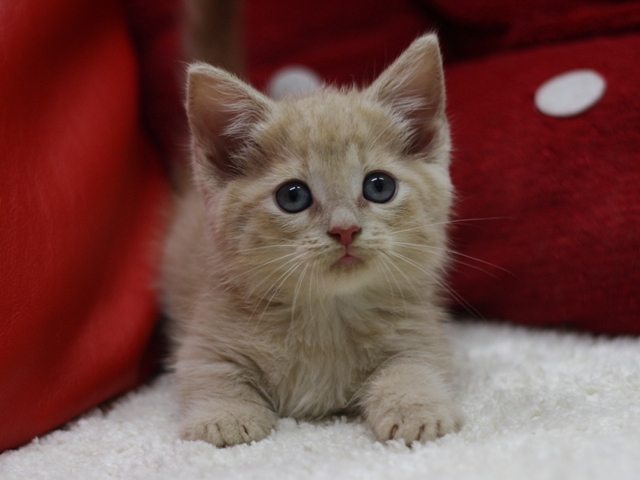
[334,248,363,268]
[338,253,361,266]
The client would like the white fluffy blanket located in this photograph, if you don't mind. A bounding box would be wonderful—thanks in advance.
[2,321,639,480]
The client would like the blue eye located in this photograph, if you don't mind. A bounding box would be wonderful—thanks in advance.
[275,181,312,213]
[363,172,396,203]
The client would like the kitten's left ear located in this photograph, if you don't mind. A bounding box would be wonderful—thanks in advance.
[186,63,274,185]
[366,34,448,157]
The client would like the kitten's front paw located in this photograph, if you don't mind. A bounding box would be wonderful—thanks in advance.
[368,401,463,445]
[181,403,277,447]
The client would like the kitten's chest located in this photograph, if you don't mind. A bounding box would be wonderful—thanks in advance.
[261,300,393,418]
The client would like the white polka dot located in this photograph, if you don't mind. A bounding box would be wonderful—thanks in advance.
[267,66,323,100]
[535,69,606,117]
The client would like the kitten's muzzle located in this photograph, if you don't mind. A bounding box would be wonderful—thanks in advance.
[328,225,363,268]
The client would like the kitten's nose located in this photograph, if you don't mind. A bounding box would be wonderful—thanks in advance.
[329,225,361,247]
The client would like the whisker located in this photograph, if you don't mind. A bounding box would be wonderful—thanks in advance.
[392,241,515,277]
[317,262,330,319]
[391,243,498,279]
[378,256,408,317]
[390,216,511,236]
[306,260,320,324]
[257,260,303,324]
[240,244,299,252]
[247,253,306,323]
[377,257,400,308]
[388,224,429,236]
[291,260,311,325]
[242,252,307,298]
[223,251,301,286]
[443,216,512,227]
[381,252,427,307]
[387,251,484,320]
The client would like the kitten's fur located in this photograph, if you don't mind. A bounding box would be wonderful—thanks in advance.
[161,34,463,447]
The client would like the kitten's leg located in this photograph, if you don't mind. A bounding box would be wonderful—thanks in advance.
[360,360,463,444]
[176,358,277,447]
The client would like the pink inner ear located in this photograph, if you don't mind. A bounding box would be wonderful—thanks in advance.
[187,66,272,181]
[406,113,439,154]
[191,103,238,180]
[393,78,446,155]
[365,35,446,156]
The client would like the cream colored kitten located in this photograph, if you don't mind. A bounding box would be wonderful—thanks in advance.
[161,34,463,447]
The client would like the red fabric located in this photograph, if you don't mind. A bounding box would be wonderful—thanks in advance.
[244,0,434,91]
[421,0,640,59]
[0,0,170,450]
[126,0,186,163]
[446,34,640,334]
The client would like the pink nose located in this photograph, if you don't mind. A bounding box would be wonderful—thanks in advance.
[329,225,361,246]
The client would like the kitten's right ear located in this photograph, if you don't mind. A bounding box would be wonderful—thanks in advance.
[365,34,448,158]
[186,63,273,183]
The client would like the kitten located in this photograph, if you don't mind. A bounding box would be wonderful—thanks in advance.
[161,34,463,447]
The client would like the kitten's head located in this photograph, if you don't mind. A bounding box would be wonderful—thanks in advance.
[186,34,453,299]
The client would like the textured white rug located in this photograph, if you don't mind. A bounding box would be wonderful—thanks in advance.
[2,321,639,480]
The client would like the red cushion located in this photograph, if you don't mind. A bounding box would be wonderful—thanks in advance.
[421,0,640,60]
[126,0,186,163]
[0,0,169,451]
[446,34,640,335]
[245,0,433,90]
